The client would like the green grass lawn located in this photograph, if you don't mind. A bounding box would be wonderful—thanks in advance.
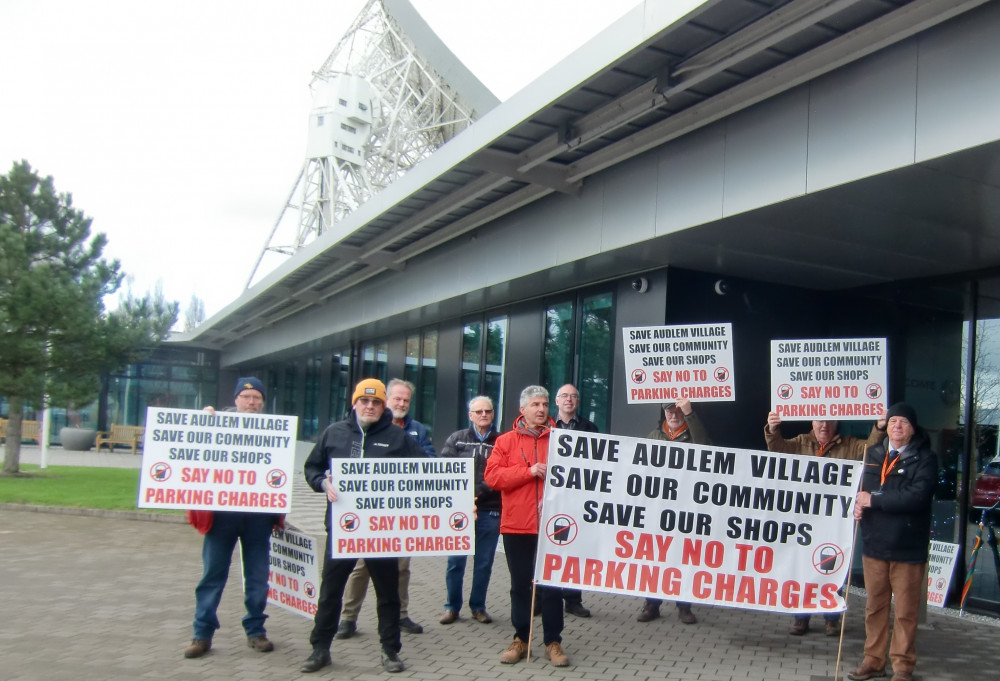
[0,464,179,513]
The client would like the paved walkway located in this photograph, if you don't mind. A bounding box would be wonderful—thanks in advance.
[5,444,1000,680]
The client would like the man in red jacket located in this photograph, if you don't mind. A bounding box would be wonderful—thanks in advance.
[484,385,569,667]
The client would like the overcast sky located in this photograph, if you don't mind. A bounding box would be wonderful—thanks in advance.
[0,0,654,322]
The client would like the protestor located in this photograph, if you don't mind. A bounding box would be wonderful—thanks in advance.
[552,383,596,618]
[299,378,424,674]
[484,385,570,667]
[636,398,708,625]
[765,411,885,636]
[439,395,500,625]
[336,378,434,639]
[183,377,283,659]
[849,403,937,681]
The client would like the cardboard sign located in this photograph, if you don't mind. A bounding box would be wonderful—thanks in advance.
[927,540,960,608]
[328,457,475,558]
[623,323,735,404]
[137,407,297,512]
[771,338,887,421]
[533,429,861,614]
[264,526,320,618]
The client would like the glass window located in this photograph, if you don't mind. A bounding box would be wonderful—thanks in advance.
[361,341,388,382]
[544,302,574,393]
[330,350,351,423]
[282,363,297,417]
[459,317,506,430]
[460,321,482,424]
[303,357,321,439]
[579,293,614,431]
[404,330,437,435]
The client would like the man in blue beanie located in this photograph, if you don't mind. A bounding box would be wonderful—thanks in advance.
[183,377,283,659]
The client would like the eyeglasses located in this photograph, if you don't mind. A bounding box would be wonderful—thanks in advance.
[470,409,494,415]
[557,394,580,400]
[357,397,383,406]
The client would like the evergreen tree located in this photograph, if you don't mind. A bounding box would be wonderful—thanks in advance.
[0,161,177,474]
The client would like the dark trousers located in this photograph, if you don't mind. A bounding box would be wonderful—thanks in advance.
[503,533,563,645]
[310,534,401,653]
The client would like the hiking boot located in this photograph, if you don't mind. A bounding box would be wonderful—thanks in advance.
[825,619,841,637]
[637,604,660,622]
[439,609,458,624]
[184,638,211,658]
[381,650,405,673]
[334,620,356,639]
[546,641,569,667]
[300,648,331,673]
[247,635,274,652]
[564,602,591,618]
[789,618,809,635]
[471,609,493,623]
[500,637,528,664]
[847,661,887,680]
[677,606,697,624]
[399,616,423,634]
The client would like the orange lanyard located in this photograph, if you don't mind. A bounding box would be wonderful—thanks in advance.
[816,442,827,457]
[880,450,901,486]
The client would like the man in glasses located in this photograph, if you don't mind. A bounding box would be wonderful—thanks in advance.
[552,384,598,618]
[438,395,501,625]
[299,378,424,675]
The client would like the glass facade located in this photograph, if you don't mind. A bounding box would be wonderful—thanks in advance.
[361,341,388,382]
[303,357,321,439]
[459,317,507,430]
[105,347,218,428]
[329,349,351,424]
[543,291,614,430]
[405,329,438,435]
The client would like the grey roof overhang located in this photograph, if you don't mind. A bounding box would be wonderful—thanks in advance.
[183,0,992,349]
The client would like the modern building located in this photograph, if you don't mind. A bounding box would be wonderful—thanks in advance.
[172,0,1000,611]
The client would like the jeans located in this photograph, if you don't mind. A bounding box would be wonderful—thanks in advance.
[504,533,563,645]
[445,510,500,612]
[192,511,275,640]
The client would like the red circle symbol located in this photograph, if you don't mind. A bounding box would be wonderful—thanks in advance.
[714,367,730,382]
[777,384,793,400]
[339,513,360,532]
[150,462,172,482]
[631,368,646,384]
[266,469,287,488]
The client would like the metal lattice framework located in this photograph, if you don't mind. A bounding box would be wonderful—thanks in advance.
[247,0,481,288]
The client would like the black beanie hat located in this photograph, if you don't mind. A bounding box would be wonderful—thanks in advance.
[234,376,265,401]
[886,402,917,428]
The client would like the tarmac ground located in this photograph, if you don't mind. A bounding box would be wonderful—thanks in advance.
[3,445,999,681]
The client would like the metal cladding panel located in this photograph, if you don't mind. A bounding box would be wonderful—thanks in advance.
[807,39,919,193]
[915,0,1000,161]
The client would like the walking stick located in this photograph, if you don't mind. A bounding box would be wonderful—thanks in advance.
[832,441,870,680]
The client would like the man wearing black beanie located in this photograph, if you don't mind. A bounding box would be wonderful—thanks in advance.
[849,402,937,681]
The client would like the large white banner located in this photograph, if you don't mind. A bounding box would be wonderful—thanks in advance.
[328,457,475,558]
[534,429,861,614]
[138,407,297,512]
[770,338,887,421]
[623,323,735,404]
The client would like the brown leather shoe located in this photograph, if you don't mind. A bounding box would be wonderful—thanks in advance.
[184,638,211,658]
[471,610,493,623]
[546,641,569,667]
[825,619,840,637]
[789,618,809,635]
[890,672,913,681]
[247,635,274,652]
[847,661,887,680]
[677,606,697,624]
[500,637,528,664]
[439,609,458,624]
[637,604,660,622]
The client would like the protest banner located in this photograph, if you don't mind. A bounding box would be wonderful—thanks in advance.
[927,540,960,608]
[623,323,735,404]
[137,407,297,512]
[770,338,887,421]
[534,429,861,614]
[328,457,474,559]
[261,526,320,618]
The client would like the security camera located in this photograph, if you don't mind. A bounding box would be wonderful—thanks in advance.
[631,277,649,294]
[714,279,730,296]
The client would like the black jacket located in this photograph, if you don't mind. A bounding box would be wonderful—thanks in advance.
[304,410,425,529]
[440,426,500,512]
[859,429,938,563]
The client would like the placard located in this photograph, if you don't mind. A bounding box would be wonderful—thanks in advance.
[927,540,959,608]
[623,323,735,404]
[264,526,319,618]
[328,457,475,558]
[138,407,297,512]
[771,338,887,421]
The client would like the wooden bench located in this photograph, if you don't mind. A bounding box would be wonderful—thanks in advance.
[96,425,145,454]
[0,418,41,443]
